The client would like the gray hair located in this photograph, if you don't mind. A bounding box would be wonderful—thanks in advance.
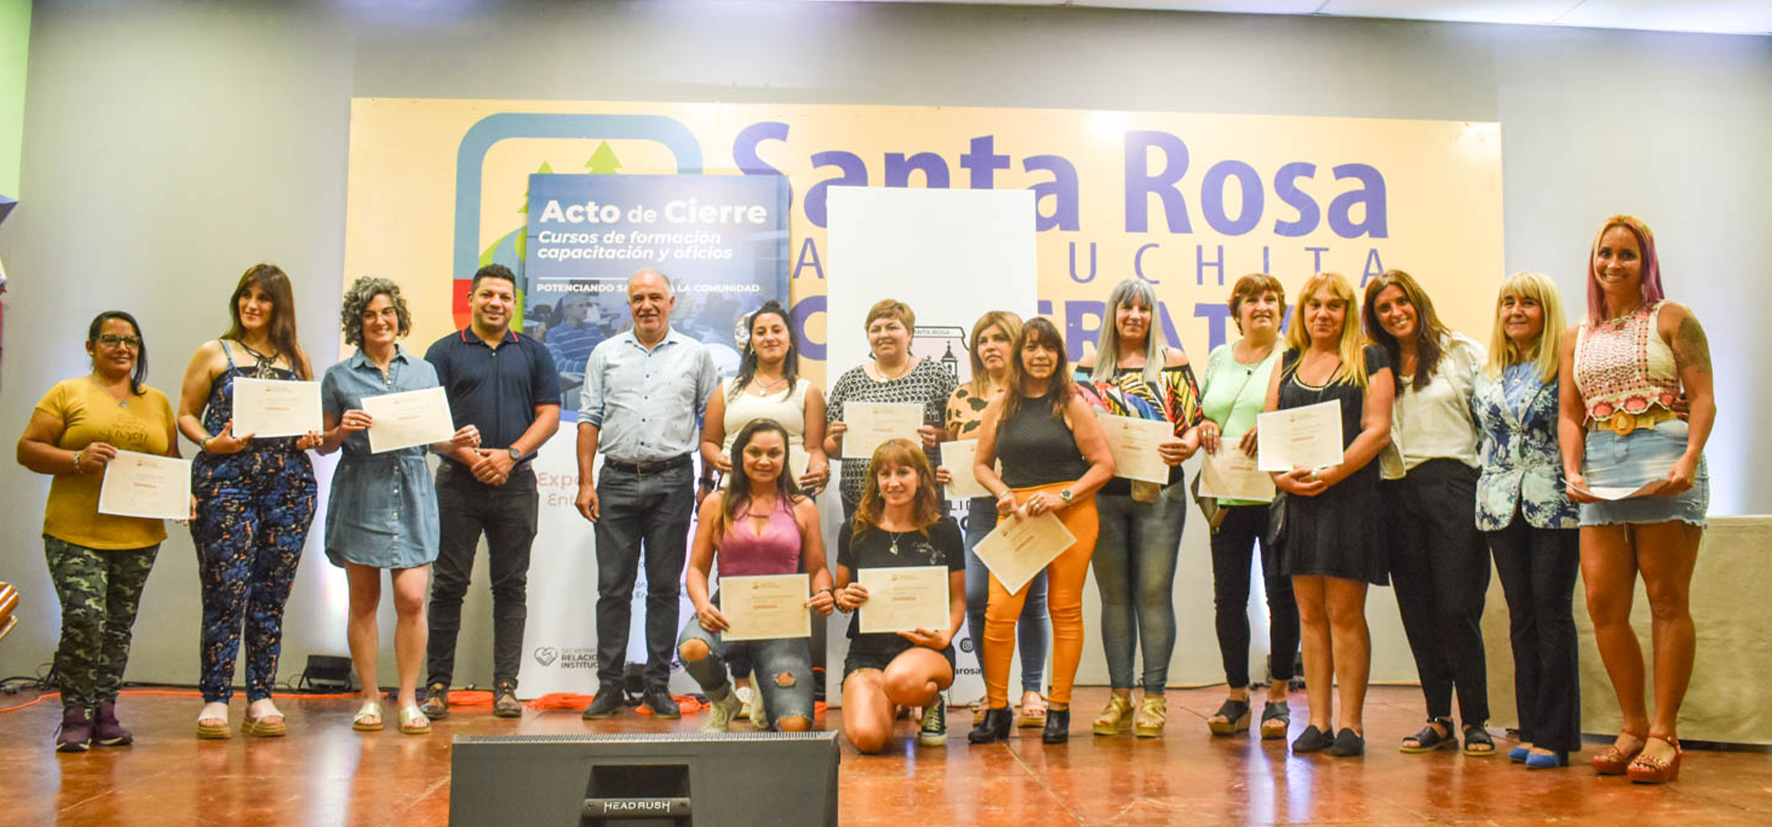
[340,276,412,347]
[1091,278,1167,385]
[629,269,674,296]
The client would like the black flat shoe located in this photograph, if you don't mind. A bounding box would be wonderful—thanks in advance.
[1041,708,1071,744]
[1330,727,1365,757]
[1462,724,1496,757]
[1292,724,1333,753]
[968,706,1012,744]
[1400,717,1454,753]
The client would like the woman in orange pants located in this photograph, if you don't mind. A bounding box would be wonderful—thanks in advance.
[968,317,1116,745]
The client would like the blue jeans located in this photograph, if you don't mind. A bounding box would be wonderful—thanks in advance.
[677,594,815,728]
[1092,482,1186,693]
[594,462,694,689]
[964,497,1047,694]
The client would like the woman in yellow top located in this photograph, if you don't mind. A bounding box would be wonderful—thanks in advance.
[16,311,181,752]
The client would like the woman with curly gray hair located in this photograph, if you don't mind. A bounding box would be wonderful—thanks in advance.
[317,276,480,735]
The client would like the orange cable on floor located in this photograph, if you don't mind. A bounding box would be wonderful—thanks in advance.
[1,687,383,714]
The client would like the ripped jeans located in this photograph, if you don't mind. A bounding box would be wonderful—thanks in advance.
[677,592,815,729]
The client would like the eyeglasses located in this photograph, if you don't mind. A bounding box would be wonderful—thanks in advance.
[97,334,142,349]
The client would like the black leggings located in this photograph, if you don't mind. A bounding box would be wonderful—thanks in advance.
[1211,504,1299,687]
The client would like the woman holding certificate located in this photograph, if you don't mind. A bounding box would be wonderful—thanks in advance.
[681,419,835,733]
[699,302,831,725]
[317,277,480,736]
[970,317,1117,745]
[1362,270,1495,757]
[1470,272,1582,770]
[939,310,1050,727]
[1264,272,1394,758]
[177,264,322,739]
[834,439,966,753]
[1073,279,1203,739]
[824,299,956,518]
[1561,215,1713,783]
[18,311,179,752]
[1193,273,1297,740]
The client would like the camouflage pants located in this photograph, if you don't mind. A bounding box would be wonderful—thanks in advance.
[44,536,159,710]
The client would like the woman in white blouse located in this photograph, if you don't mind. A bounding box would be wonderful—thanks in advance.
[1362,270,1495,757]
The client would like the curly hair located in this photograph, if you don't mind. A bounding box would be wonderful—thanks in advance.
[340,276,412,347]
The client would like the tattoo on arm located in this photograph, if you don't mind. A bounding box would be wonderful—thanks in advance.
[1674,314,1712,374]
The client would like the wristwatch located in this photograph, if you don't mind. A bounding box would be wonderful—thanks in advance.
[506,446,522,461]
[1059,488,1074,504]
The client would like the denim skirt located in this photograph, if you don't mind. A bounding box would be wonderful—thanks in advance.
[1580,419,1708,527]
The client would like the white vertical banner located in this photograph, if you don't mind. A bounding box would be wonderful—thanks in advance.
[825,186,1038,705]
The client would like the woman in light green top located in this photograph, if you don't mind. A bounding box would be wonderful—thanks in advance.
[1189,273,1299,739]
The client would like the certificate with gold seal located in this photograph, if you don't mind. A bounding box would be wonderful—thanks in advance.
[98,451,193,520]
[720,574,812,641]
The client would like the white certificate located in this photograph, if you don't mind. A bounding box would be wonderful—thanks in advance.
[859,566,950,634]
[1096,411,1174,485]
[1572,479,1669,501]
[1198,446,1276,503]
[940,439,993,500]
[720,574,811,642]
[97,451,192,520]
[973,512,1076,596]
[1256,400,1344,472]
[231,378,321,438]
[362,386,455,454]
[843,402,924,460]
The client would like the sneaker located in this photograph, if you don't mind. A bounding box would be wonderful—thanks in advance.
[92,701,133,747]
[1133,696,1168,738]
[746,671,768,728]
[918,703,948,747]
[702,691,741,733]
[582,686,625,720]
[56,707,93,753]
[492,682,522,718]
[642,687,682,719]
[734,684,755,720]
[420,682,449,720]
[1092,695,1133,736]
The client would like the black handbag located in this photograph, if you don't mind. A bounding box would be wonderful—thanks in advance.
[1265,491,1288,548]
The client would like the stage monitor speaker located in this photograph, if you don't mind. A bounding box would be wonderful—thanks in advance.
[449,731,839,827]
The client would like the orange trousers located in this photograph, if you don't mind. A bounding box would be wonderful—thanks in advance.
[983,481,1099,709]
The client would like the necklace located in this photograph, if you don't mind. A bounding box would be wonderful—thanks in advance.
[90,374,130,407]
[885,529,909,555]
[750,374,788,395]
[236,340,283,379]
[873,358,913,382]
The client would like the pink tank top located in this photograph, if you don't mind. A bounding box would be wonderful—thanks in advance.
[717,497,804,577]
[1574,301,1681,422]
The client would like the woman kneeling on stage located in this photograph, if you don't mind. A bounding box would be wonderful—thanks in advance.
[679,418,834,732]
[835,439,967,753]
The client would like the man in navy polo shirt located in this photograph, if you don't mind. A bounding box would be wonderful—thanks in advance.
[421,264,562,719]
[575,269,718,720]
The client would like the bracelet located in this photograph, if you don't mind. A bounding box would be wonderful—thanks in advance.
[72,449,84,473]
[199,435,213,452]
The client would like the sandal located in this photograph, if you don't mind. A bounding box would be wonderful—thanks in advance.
[196,703,231,740]
[398,705,431,735]
[352,701,384,732]
[242,711,287,738]
[1259,701,1291,740]
[1016,692,1047,729]
[1626,735,1681,784]
[1400,717,1453,753]
[1462,724,1497,756]
[1207,698,1251,736]
[1591,730,1646,775]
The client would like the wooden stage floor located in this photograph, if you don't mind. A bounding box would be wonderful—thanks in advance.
[3,685,1769,826]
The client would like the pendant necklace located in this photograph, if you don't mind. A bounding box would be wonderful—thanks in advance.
[886,530,906,555]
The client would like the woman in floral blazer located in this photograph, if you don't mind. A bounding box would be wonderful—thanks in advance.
[1469,272,1581,770]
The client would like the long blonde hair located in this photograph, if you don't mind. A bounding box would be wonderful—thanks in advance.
[1284,272,1368,388]
[1485,271,1566,384]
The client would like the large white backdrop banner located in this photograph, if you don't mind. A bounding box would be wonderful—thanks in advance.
[824,186,1039,705]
